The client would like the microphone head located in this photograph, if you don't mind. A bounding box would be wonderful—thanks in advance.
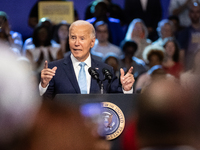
[88,67,99,81]
[102,68,112,81]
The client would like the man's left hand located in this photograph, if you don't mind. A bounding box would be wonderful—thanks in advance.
[120,67,135,91]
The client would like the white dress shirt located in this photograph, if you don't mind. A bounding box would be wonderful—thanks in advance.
[71,53,91,94]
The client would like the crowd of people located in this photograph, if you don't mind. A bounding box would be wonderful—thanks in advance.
[1,0,200,149]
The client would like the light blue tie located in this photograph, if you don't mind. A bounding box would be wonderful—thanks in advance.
[78,62,87,94]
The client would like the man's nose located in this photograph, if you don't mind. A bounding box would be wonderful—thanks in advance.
[75,39,80,45]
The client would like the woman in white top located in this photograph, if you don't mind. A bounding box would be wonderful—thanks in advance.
[26,24,59,76]
[124,18,151,60]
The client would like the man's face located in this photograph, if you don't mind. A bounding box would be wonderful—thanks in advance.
[69,24,95,62]
[161,23,173,39]
[189,5,200,24]
[149,54,161,68]
[96,24,109,43]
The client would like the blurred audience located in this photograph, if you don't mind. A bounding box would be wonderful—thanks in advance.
[52,21,70,60]
[0,42,40,150]
[0,11,23,53]
[86,1,124,46]
[91,21,123,60]
[135,45,174,93]
[153,19,175,46]
[136,79,197,149]
[25,24,59,77]
[84,0,125,25]
[169,0,200,27]
[103,52,120,78]
[162,37,183,78]
[119,40,147,84]
[124,0,162,41]
[23,18,56,55]
[168,15,185,39]
[124,18,152,60]
[180,50,200,91]
[178,1,200,71]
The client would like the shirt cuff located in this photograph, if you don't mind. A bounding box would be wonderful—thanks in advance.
[123,87,133,94]
[39,82,49,96]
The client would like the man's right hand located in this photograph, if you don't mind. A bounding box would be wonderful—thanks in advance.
[41,60,57,88]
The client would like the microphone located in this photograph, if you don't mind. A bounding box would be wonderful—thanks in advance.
[102,68,112,81]
[88,67,100,81]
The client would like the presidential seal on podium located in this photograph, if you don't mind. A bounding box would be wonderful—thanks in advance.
[101,102,125,140]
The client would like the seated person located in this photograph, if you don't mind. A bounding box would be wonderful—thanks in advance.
[25,24,60,78]
[119,40,147,89]
[162,37,183,78]
[0,30,20,56]
[103,52,120,78]
[91,21,123,60]
[0,11,23,53]
[135,45,174,93]
[86,1,124,46]
[23,18,58,55]
[124,18,151,60]
[152,19,175,46]
[52,21,71,60]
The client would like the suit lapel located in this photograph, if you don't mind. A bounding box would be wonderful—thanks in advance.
[90,57,101,93]
[63,55,80,93]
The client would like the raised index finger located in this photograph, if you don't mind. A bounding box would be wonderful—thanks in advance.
[44,60,48,69]
[127,66,133,74]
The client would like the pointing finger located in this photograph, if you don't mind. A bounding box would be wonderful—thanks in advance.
[127,66,133,74]
[120,68,125,78]
[44,60,48,69]
[52,66,57,72]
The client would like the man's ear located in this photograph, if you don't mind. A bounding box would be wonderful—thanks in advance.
[90,38,95,48]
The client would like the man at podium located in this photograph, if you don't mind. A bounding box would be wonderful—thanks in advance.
[39,20,134,100]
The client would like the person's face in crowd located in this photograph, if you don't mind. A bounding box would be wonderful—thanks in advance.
[69,24,95,62]
[37,27,48,43]
[165,41,175,58]
[131,22,145,39]
[105,56,118,73]
[161,23,173,39]
[96,24,109,43]
[124,46,136,57]
[148,54,161,68]
[189,5,200,24]
[58,25,69,40]
[41,20,52,29]
[170,19,179,32]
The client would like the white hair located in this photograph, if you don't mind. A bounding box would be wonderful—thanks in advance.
[156,19,175,37]
[125,18,149,40]
[69,20,96,39]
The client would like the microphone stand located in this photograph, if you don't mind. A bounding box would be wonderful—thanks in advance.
[97,80,104,94]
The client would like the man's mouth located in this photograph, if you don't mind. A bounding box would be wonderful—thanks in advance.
[73,49,82,51]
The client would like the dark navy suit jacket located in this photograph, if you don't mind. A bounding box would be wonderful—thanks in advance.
[43,55,123,100]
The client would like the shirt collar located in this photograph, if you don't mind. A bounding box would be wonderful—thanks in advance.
[70,53,91,68]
